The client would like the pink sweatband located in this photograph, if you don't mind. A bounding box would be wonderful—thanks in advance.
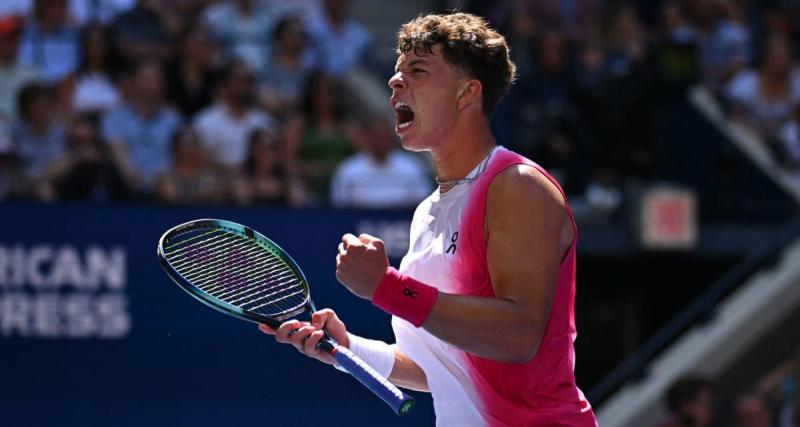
[372,267,438,327]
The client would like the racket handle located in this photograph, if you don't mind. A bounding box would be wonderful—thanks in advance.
[321,340,415,416]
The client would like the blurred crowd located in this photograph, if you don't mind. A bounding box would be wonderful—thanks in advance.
[0,0,433,208]
[653,347,799,426]
[0,0,799,209]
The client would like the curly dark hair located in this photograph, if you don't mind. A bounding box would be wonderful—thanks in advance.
[396,12,516,116]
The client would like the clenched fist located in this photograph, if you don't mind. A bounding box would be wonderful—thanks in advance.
[335,233,389,300]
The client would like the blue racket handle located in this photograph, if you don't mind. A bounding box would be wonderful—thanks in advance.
[327,342,415,415]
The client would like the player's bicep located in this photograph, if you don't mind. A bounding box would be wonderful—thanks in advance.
[485,165,568,334]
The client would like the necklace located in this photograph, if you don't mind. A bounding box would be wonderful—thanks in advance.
[435,146,497,188]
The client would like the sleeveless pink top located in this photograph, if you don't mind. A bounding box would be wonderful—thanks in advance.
[394,147,596,426]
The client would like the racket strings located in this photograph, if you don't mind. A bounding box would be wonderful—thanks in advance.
[163,227,308,317]
[215,265,292,300]
[169,234,240,270]
[179,240,270,286]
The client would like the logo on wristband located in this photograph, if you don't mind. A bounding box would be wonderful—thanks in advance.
[402,288,418,299]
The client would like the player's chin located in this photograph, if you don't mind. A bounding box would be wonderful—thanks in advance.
[397,129,426,152]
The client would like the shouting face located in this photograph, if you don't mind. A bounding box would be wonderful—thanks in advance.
[388,44,471,152]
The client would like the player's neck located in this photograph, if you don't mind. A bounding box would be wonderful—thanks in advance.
[431,121,496,182]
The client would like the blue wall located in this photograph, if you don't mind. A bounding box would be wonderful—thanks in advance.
[0,204,435,427]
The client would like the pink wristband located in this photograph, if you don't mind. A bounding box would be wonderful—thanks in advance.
[372,267,438,327]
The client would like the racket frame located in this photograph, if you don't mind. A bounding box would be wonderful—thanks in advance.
[157,219,415,416]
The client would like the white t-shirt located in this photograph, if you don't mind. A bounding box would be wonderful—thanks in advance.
[724,69,800,130]
[72,72,120,113]
[193,103,275,168]
[330,150,432,208]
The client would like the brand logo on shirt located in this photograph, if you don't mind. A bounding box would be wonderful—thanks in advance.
[446,231,458,254]
[402,288,417,299]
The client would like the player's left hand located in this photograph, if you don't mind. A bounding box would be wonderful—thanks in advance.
[336,233,389,300]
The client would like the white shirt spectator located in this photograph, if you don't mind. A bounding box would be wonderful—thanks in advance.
[71,72,120,113]
[16,22,80,83]
[725,69,800,132]
[0,0,32,17]
[307,16,370,75]
[193,103,275,168]
[330,150,432,209]
[202,1,274,72]
[69,0,136,25]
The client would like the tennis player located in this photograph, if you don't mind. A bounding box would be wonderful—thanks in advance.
[260,12,597,426]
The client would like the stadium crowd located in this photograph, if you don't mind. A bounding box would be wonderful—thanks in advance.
[0,0,798,210]
[655,346,798,427]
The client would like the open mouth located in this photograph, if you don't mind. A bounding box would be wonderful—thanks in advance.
[393,101,415,131]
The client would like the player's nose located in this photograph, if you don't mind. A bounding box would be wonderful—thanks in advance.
[388,72,405,90]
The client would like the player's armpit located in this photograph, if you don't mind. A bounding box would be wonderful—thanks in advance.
[389,345,430,392]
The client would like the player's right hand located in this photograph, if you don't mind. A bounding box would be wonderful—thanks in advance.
[258,308,349,366]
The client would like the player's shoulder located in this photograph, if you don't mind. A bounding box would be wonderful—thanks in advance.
[489,163,566,210]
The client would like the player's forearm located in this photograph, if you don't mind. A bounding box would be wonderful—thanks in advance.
[425,293,544,363]
[388,345,429,392]
[372,269,545,363]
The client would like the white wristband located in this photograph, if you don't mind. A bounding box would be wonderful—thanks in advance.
[333,333,395,378]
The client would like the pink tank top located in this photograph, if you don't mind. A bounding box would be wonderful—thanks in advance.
[455,147,597,426]
[394,147,596,426]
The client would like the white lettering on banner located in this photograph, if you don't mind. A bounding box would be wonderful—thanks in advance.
[0,244,130,339]
[27,246,52,287]
[0,245,126,289]
[0,293,131,339]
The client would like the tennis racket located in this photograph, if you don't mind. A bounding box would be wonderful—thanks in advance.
[157,219,415,415]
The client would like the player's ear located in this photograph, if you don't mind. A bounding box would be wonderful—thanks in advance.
[456,79,482,110]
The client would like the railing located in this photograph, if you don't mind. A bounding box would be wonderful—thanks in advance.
[588,217,800,406]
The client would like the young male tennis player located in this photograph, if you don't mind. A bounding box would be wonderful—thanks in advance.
[260,12,597,426]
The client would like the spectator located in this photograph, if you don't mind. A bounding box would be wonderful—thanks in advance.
[60,24,121,116]
[16,0,80,83]
[734,394,773,427]
[101,60,182,194]
[605,3,647,78]
[0,118,29,200]
[494,30,575,159]
[284,71,354,205]
[0,15,40,121]
[776,105,800,177]
[306,0,371,76]
[0,1,33,18]
[68,0,136,26]
[12,83,65,181]
[654,376,714,427]
[111,0,173,63]
[234,128,306,206]
[725,35,800,137]
[257,15,316,116]
[164,21,219,118]
[699,0,751,91]
[202,0,274,72]
[753,346,799,427]
[330,116,432,209]
[660,0,694,45]
[44,114,128,201]
[155,126,229,204]
[194,59,276,170]
[265,0,324,31]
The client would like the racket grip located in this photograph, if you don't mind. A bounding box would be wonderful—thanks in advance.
[328,343,415,416]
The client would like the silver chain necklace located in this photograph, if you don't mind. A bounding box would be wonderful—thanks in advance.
[435,146,497,188]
